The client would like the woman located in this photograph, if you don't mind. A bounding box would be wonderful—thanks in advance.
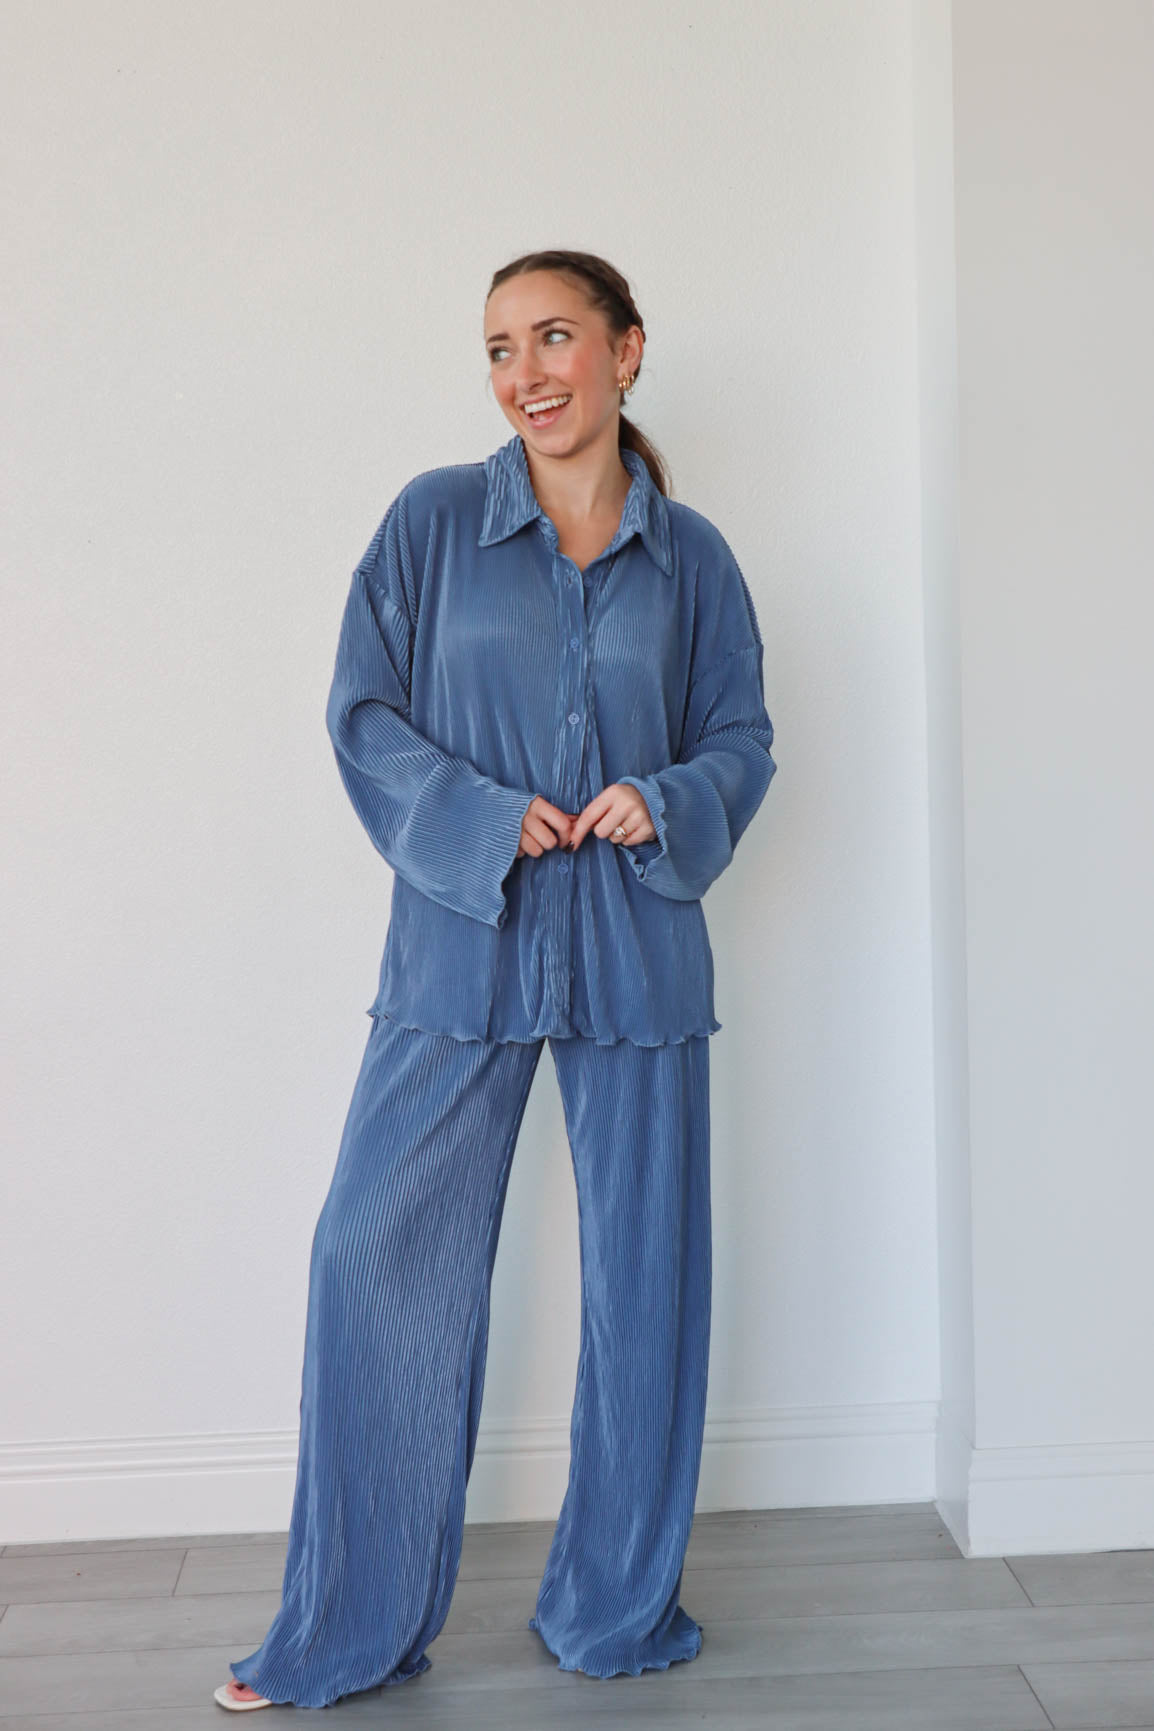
[215,249,777,1710]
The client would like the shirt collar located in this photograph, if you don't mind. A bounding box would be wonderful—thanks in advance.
[478,432,674,576]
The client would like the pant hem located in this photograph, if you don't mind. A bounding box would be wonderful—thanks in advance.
[228,1648,431,1708]
[526,1614,703,1679]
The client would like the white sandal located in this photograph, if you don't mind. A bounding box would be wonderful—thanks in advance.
[213,1679,274,1710]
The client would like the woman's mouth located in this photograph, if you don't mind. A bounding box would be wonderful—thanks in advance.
[522,393,573,428]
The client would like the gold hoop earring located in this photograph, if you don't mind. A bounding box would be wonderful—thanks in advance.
[618,371,636,396]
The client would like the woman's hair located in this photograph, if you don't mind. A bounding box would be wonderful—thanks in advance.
[486,249,671,497]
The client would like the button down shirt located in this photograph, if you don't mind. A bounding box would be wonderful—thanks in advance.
[325,432,777,1045]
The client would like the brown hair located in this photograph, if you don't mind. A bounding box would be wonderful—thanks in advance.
[486,249,672,497]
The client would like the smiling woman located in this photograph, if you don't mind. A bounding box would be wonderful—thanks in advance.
[522,390,573,426]
[482,256,666,488]
[216,249,777,1712]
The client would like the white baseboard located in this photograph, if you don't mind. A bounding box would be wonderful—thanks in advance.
[0,1400,940,1546]
[20,1401,1154,1555]
[936,1400,1154,1556]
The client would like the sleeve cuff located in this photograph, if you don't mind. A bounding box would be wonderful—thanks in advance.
[484,785,536,928]
[616,773,669,884]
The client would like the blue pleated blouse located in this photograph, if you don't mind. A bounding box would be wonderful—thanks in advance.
[324,432,777,1045]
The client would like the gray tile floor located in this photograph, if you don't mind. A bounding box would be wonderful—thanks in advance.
[2,1502,1153,1727]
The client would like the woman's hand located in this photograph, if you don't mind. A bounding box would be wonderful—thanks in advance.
[515,796,575,859]
[564,785,656,853]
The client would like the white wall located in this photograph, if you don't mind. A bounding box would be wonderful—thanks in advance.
[911,0,977,1543]
[949,0,1154,1553]
[1,0,936,1542]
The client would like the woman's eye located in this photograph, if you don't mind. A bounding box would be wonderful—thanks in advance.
[488,330,568,363]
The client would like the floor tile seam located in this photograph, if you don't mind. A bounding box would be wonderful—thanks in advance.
[7,1616,1154,1664]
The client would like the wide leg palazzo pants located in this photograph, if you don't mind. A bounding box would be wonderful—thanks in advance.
[229,1012,712,1709]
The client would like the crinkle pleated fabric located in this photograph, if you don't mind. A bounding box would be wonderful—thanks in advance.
[228,1013,712,1707]
[324,433,777,1045]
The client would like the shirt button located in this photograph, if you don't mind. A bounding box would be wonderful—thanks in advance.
[568,712,580,725]
[558,859,570,874]
[569,636,579,649]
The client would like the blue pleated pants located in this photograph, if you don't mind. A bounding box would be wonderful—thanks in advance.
[229,1013,712,1708]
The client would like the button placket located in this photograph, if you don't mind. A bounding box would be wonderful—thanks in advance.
[557,552,589,1021]
[538,521,621,1031]
[564,548,617,1012]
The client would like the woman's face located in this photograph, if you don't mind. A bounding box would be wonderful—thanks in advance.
[484,270,640,459]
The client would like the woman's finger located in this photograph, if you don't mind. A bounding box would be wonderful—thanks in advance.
[594,791,653,847]
[531,805,573,848]
[518,801,572,858]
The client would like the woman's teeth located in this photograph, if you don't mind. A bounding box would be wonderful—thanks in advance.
[524,394,572,422]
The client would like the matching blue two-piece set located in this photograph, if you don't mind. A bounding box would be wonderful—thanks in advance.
[229,433,777,1706]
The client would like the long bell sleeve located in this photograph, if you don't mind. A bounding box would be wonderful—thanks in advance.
[325,498,536,928]
[617,543,777,903]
